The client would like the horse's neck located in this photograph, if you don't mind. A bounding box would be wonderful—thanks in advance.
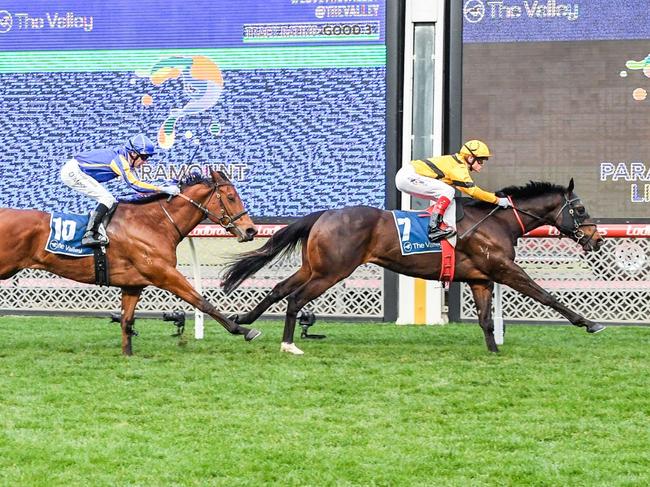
[165,188,212,237]
[516,194,562,232]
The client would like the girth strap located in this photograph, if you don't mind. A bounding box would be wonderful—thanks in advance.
[93,247,110,287]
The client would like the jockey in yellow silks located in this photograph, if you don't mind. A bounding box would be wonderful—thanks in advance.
[395,140,511,242]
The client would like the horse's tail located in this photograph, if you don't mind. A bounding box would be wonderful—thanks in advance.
[222,210,326,293]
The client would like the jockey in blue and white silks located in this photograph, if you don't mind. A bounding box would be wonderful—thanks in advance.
[60,133,180,247]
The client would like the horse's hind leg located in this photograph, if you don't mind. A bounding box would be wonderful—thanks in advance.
[120,287,143,356]
[0,265,21,280]
[468,281,498,353]
[233,267,310,325]
[281,274,342,354]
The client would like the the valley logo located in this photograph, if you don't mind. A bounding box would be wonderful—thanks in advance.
[464,0,486,23]
[0,9,93,32]
[464,0,580,23]
[0,10,12,33]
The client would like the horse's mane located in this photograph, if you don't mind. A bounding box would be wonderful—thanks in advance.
[464,181,566,209]
[119,172,214,205]
[180,172,213,188]
[498,181,565,198]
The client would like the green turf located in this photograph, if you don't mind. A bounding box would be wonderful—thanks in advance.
[0,316,648,486]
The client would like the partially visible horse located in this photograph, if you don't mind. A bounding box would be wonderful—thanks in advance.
[222,179,605,354]
[0,170,260,355]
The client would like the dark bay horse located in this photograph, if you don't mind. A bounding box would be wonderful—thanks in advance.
[0,170,260,355]
[222,179,605,354]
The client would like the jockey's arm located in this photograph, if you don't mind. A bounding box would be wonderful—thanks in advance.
[458,184,499,204]
[434,159,500,204]
[450,171,499,204]
[111,156,164,194]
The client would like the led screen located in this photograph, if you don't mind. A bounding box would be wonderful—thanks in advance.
[0,0,386,218]
[463,0,650,219]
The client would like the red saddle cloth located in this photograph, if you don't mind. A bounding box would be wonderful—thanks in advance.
[421,205,456,283]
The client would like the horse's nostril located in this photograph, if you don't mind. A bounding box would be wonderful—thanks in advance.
[246,227,258,237]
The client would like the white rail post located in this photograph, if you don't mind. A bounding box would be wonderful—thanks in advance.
[493,282,504,345]
[188,237,204,339]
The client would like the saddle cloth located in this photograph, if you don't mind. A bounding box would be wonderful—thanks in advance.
[392,210,442,256]
[391,210,456,282]
[45,212,105,257]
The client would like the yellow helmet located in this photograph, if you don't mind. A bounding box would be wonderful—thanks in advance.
[459,140,491,159]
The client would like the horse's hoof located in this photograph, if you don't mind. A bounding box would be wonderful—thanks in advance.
[228,313,240,323]
[245,329,262,341]
[280,342,304,355]
[587,323,606,334]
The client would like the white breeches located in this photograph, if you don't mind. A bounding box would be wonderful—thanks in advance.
[395,164,456,229]
[60,159,117,208]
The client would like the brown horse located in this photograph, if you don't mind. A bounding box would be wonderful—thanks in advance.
[0,170,260,355]
[222,179,605,354]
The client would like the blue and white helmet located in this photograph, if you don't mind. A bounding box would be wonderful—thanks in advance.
[126,133,156,157]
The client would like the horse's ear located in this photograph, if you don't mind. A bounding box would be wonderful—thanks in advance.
[568,178,574,193]
[210,169,231,184]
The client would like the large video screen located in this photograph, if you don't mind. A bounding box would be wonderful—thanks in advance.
[0,0,386,218]
[463,0,649,220]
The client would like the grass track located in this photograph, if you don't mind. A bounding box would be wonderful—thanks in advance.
[0,316,649,486]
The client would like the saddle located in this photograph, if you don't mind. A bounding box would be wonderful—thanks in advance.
[457,197,472,221]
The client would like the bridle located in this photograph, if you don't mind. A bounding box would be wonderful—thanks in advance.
[180,182,248,230]
[509,194,599,247]
[159,181,248,239]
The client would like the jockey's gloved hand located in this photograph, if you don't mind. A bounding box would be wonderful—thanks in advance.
[496,197,511,208]
[161,185,180,196]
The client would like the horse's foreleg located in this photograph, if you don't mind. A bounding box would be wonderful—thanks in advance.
[468,281,498,352]
[120,287,143,356]
[233,267,310,325]
[153,268,261,341]
[496,262,605,333]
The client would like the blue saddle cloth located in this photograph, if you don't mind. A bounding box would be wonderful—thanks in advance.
[392,210,442,256]
[45,212,94,257]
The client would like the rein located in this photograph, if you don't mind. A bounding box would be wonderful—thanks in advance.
[458,206,500,240]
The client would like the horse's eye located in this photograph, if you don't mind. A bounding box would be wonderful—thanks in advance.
[576,206,586,216]
[227,194,236,202]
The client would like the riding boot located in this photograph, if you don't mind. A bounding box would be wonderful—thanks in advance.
[428,213,456,242]
[81,203,110,247]
[427,196,456,243]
